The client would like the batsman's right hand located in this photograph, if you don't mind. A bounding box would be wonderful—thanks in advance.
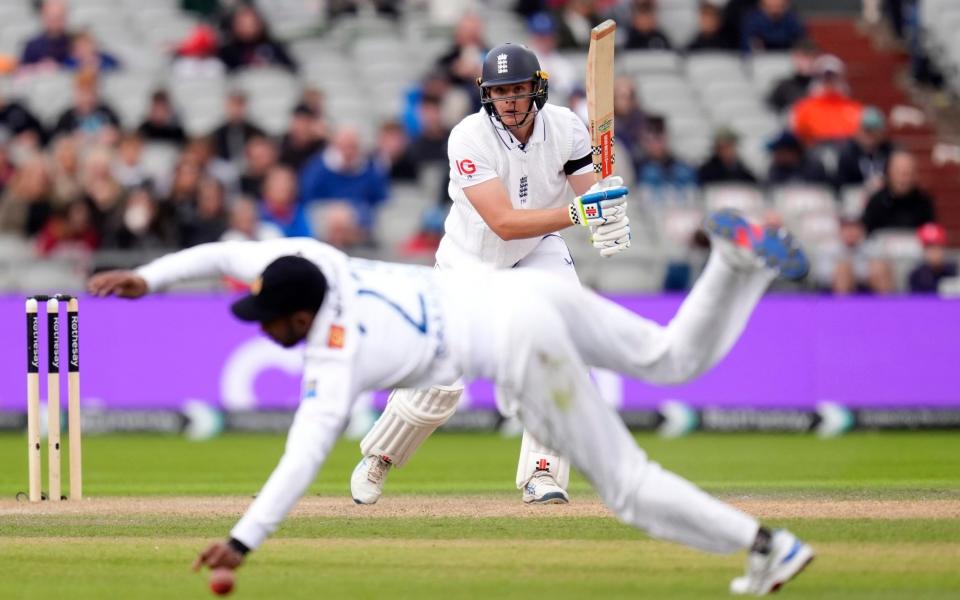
[87,270,149,298]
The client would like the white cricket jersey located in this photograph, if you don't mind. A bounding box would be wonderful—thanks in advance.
[437,103,594,269]
[135,239,465,550]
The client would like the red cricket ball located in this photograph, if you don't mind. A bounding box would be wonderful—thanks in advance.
[209,567,235,596]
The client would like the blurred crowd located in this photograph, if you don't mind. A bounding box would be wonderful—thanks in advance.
[0,0,955,295]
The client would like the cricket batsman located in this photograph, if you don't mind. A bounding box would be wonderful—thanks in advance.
[88,208,813,596]
[351,42,632,507]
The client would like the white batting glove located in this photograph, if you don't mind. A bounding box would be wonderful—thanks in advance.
[586,175,624,195]
[591,217,631,257]
[568,182,629,227]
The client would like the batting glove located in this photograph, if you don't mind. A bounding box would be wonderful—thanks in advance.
[568,182,629,227]
[591,217,631,257]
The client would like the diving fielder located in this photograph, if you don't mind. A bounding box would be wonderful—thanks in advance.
[351,43,632,506]
[88,210,813,596]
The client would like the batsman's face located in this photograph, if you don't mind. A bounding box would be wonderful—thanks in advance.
[490,82,534,128]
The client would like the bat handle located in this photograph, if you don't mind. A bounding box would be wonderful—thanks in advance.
[578,187,628,203]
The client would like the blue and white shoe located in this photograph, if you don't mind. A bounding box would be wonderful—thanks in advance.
[522,470,570,504]
[705,210,809,281]
[730,529,815,595]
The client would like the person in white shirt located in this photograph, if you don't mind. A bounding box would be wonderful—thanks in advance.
[86,211,812,596]
[351,42,632,507]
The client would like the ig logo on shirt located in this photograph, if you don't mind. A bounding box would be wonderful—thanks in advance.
[456,159,476,176]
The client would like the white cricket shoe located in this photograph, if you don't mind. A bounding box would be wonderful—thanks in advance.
[351,455,391,505]
[730,529,815,596]
[522,470,570,504]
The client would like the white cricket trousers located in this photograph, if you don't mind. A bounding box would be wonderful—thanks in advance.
[491,252,772,553]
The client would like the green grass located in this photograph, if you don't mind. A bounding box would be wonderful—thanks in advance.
[1,432,959,598]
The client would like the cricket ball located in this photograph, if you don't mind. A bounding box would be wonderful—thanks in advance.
[209,567,235,596]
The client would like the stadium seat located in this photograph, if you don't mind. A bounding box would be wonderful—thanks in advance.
[703,183,767,220]
[839,185,868,219]
[750,52,794,97]
[619,50,682,77]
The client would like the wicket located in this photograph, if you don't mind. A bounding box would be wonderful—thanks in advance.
[25,294,82,502]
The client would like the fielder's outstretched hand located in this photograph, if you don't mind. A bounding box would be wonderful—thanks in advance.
[87,270,149,298]
[192,541,245,572]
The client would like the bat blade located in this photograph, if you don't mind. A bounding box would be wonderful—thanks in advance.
[586,19,616,181]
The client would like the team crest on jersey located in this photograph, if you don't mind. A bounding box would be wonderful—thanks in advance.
[497,53,508,73]
[327,324,345,349]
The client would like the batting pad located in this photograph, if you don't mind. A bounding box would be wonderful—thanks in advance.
[360,385,462,467]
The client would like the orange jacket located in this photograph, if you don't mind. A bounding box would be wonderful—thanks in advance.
[791,91,863,145]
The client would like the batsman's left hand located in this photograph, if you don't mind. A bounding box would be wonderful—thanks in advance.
[191,541,245,572]
[592,217,631,257]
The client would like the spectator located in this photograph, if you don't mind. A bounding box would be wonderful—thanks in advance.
[401,73,453,139]
[376,120,419,182]
[299,125,389,246]
[698,127,757,184]
[815,217,894,294]
[0,154,54,236]
[909,223,957,293]
[626,0,673,50]
[834,106,895,189]
[409,96,450,166]
[212,90,265,164]
[742,0,806,53]
[239,134,279,198]
[164,158,203,229]
[20,0,72,69]
[260,165,312,238]
[436,13,487,95]
[861,150,936,235]
[49,135,83,205]
[791,55,863,145]
[613,77,648,169]
[526,12,577,103]
[218,3,297,73]
[63,31,120,74]
[0,140,15,195]
[687,1,738,52]
[52,72,121,144]
[765,130,829,185]
[183,135,238,191]
[221,196,283,241]
[181,176,228,246]
[555,0,602,49]
[112,133,149,189]
[279,104,326,171]
[101,183,175,250]
[36,200,98,256]
[79,146,124,237]
[767,40,817,113]
[171,24,224,79]
[138,90,187,146]
[636,117,697,201]
[0,88,47,148]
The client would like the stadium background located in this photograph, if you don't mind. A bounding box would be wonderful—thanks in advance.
[0,0,958,431]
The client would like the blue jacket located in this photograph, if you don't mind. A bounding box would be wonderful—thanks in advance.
[260,202,313,238]
[742,9,806,52]
[298,155,389,231]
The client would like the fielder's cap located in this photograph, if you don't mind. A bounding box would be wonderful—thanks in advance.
[813,54,845,77]
[861,106,885,131]
[528,12,556,35]
[231,255,327,323]
[917,222,947,247]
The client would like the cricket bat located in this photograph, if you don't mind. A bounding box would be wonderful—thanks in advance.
[586,19,616,182]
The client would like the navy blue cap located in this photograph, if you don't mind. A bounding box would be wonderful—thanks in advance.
[231,255,327,323]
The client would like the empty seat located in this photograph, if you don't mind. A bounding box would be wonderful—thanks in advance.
[618,50,681,76]
[703,183,766,219]
[750,52,793,96]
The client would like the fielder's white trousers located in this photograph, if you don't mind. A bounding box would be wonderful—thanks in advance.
[485,252,772,552]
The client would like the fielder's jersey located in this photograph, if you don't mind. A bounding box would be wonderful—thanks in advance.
[437,103,594,269]
[136,239,463,549]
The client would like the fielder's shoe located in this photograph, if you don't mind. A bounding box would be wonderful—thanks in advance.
[351,455,391,505]
[522,470,570,504]
[730,529,815,596]
[705,210,809,281]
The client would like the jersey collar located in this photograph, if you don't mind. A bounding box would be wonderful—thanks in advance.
[491,107,548,152]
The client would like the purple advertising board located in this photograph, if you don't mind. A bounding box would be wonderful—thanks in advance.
[1,295,957,413]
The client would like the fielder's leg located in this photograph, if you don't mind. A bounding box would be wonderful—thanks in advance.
[351,385,462,504]
[498,303,813,594]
